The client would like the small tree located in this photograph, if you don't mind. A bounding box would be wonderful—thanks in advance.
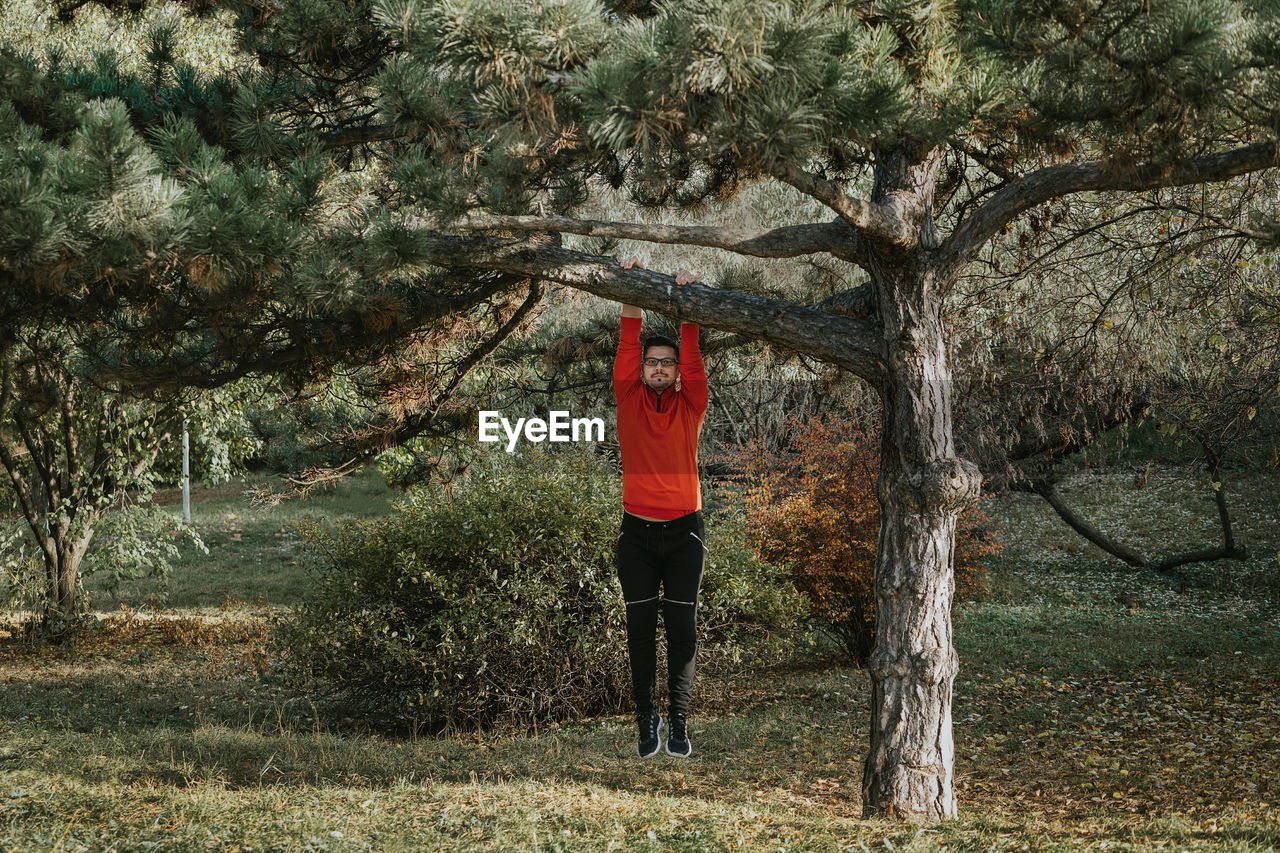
[0,333,199,638]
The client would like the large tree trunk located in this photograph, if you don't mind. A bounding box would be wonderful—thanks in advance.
[859,150,981,820]
[862,268,980,820]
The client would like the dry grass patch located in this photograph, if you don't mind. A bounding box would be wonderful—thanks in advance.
[2,601,1278,850]
[2,463,1278,850]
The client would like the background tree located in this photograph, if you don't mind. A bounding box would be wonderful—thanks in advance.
[952,184,1280,573]
[0,327,204,639]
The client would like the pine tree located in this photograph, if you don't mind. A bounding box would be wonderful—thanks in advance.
[0,17,545,477]
[0,8,544,628]
[17,0,1280,822]
[339,0,1280,821]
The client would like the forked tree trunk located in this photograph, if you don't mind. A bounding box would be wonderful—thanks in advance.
[0,387,108,639]
[29,464,84,631]
[45,531,94,629]
[859,158,981,819]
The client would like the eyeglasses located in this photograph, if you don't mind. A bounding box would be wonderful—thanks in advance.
[643,357,678,367]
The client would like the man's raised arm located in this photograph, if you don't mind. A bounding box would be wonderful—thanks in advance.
[673,269,708,412]
[615,257,644,385]
[619,257,644,320]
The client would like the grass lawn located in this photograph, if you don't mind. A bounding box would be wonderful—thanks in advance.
[1,463,1278,851]
[89,468,399,611]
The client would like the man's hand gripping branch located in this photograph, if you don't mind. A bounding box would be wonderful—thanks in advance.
[618,257,701,319]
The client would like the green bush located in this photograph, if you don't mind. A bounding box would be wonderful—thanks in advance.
[273,449,804,732]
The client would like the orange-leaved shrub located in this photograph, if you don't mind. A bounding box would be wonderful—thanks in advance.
[737,416,998,665]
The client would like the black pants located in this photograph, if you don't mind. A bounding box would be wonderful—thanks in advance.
[615,510,707,717]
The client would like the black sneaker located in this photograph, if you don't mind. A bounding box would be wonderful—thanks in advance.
[636,710,664,758]
[665,712,692,758]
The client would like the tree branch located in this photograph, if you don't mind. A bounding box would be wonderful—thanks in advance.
[0,438,53,562]
[1016,473,1248,576]
[321,124,401,150]
[943,141,1280,271]
[454,214,862,262]
[1144,450,1250,573]
[814,281,877,319]
[407,232,888,384]
[425,280,545,414]
[95,274,519,392]
[59,381,80,520]
[773,165,911,246]
[1020,478,1149,567]
[257,282,546,501]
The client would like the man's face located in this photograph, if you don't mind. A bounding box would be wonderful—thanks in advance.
[642,345,679,392]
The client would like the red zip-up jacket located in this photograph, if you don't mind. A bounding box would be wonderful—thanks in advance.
[613,316,709,519]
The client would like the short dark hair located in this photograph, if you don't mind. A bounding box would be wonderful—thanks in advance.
[642,334,680,360]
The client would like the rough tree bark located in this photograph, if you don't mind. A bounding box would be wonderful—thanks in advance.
[859,150,983,820]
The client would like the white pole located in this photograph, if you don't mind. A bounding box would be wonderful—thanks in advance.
[182,419,191,526]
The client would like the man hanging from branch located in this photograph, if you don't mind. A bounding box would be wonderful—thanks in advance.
[613,256,709,759]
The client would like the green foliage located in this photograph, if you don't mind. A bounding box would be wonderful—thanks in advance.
[0,522,43,617]
[0,504,206,621]
[0,92,186,284]
[186,415,261,490]
[573,0,917,163]
[386,0,610,87]
[274,448,804,731]
[80,505,207,592]
[971,0,1274,157]
[695,504,810,670]
[242,379,379,474]
[0,0,242,78]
